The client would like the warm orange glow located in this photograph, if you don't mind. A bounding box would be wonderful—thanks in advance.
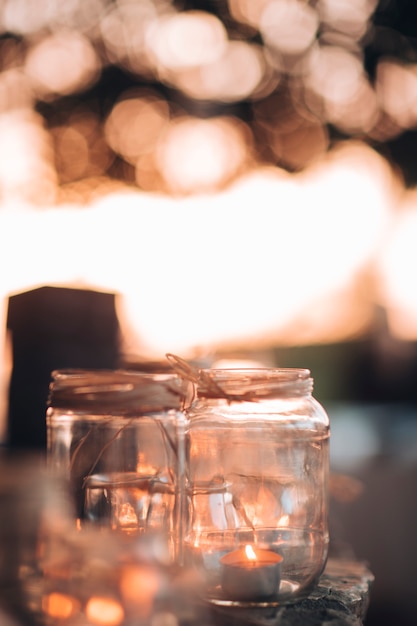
[105,90,170,164]
[117,502,138,529]
[146,11,227,71]
[277,515,290,527]
[319,0,378,39]
[85,596,124,626]
[42,592,80,619]
[0,68,33,111]
[174,41,266,103]
[53,110,113,183]
[260,0,319,56]
[0,109,57,205]
[120,564,161,616]
[376,196,417,339]
[304,45,366,112]
[100,1,156,73]
[156,116,251,194]
[229,0,272,30]
[245,544,257,561]
[24,32,100,98]
[376,60,417,130]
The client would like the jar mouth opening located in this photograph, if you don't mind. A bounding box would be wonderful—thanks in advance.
[51,368,179,384]
[48,369,188,413]
[199,368,311,381]
[196,368,313,400]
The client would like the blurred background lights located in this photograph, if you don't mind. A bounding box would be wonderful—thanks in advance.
[0,109,57,205]
[147,10,228,71]
[318,0,378,39]
[0,67,34,113]
[53,108,114,184]
[260,0,319,57]
[156,116,251,194]
[100,1,157,73]
[24,32,100,99]
[376,60,417,130]
[304,46,365,114]
[228,0,271,31]
[175,41,267,103]
[376,198,417,340]
[0,0,415,383]
[105,90,170,164]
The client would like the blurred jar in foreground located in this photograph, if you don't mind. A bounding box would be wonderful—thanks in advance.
[38,525,185,626]
[46,369,188,563]
[184,368,330,606]
[0,452,73,625]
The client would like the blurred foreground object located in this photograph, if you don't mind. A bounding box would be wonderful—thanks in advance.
[0,452,72,625]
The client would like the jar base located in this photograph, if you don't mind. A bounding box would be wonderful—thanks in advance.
[204,578,301,607]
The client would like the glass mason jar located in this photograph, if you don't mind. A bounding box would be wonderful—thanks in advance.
[184,368,330,605]
[46,369,188,563]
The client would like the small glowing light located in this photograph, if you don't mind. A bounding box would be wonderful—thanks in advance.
[245,544,257,561]
[2,0,50,35]
[105,90,170,164]
[117,502,138,528]
[260,0,319,56]
[85,597,124,626]
[277,515,290,527]
[304,45,364,108]
[24,31,100,98]
[156,116,251,194]
[53,110,113,183]
[42,592,80,619]
[318,0,378,39]
[228,0,271,30]
[178,40,265,103]
[100,1,156,72]
[376,60,417,129]
[146,10,227,71]
[120,565,160,616]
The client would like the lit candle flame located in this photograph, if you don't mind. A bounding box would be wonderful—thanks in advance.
[244,544,257,561]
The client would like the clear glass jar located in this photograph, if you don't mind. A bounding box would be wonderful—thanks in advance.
[46,369,188,563]
[184,368,330,605]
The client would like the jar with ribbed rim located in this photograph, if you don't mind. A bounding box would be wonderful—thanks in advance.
[46,369,188,563]
[184,367,330,605]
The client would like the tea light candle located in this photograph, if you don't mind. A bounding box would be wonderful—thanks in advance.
[220,544,283,601]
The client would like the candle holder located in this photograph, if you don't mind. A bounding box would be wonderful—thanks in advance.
[183,367,330,606]
[221,544,283,601]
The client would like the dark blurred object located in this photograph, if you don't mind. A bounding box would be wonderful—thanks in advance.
[6,286,120,450]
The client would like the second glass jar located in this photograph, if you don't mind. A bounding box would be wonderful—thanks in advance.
[184,368,330,605]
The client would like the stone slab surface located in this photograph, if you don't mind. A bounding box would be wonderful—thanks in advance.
[202,558,374,626]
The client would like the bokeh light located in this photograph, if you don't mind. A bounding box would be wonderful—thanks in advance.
[260,0,319,57]
[155,115,252,194]
[0,0,416,414]
[24,32,100,99]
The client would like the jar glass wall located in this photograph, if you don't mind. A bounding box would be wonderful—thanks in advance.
[184,368,330,605]
[46,369,188,563]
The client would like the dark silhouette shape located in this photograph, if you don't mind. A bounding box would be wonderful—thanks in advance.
[6,286,121,450]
